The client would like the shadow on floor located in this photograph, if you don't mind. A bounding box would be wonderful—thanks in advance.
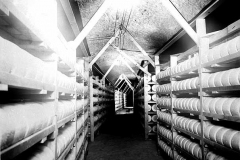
[86,114,166,160]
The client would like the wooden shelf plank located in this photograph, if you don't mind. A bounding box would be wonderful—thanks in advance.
[203,112,240,123]
[174,144,199,160]
[173,126,201,140]
[57,114,75,128]
[171,66,198,79]
[157,120,171,128]
[203,138,240,156]
[174,108,200,115]
[0,71,55,92]
[172,89,199,94]
[1,125,55,160]
[203,85,240,92]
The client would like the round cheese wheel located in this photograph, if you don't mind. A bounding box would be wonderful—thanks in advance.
[209,126,222,142]
[214,71,225,87]
[209,98,220,114]
[215,98,228,115]
[231,132,240,151]
[223,98,236,116]
[220,41,230,57]
[230,99,240,116]
[212,45,222,60]
[221,70,231,86]
[223,129,238,148]
[229,68,240,85]
[216,128,229,145]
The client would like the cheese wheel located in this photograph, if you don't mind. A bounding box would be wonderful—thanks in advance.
[212,45,222,60]
[221,70,231,86]
[203,98,211,113]
[231,132,240,151]
[216,128,229,145]
[214,71,225,87]
[223,129,238,148]
[220,41,230,57]
[209,126,222,142]
[209,98,220,114]
[215,98,228,115]
[223,98,236,116]
[229,68,240,85]
[230,99,240,116]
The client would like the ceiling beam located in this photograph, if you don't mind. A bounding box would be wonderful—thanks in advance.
[122,76,133,90]
[122,26,155,67]
[89,30,120,66]
[112,45,151,75]
[161,0,198,45]
[102,56,121,80]
[115,78,124,87]
[155,0,222,56]
[123,85,129,93]
[72,0,112,49]
[119,56,139,79]
[118,81,126,90]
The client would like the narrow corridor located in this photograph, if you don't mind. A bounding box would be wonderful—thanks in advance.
[86,114,165,160]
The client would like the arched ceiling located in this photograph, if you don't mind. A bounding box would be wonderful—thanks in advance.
[78,0,212,83]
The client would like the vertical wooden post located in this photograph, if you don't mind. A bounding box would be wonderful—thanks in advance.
[170,55,177,160]
[144,65,149,139]
[89,66,94,142]
[196,18,209,160]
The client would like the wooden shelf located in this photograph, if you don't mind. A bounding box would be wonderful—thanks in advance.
[202,51,240,68]
[148,91,156,94]
[171,66,198,79]
[174,108,200,115]
[57,114,75,128]
[157,105,171,110]
[157,120,171,128]
[173,126,201,140]
[148,101,156,103]
[157,76,170,83]
[158,135,172,145]
[0,71,55,92]
[174,144,199,160]
[148,82,158,85]
[1,125,55,160]
[172,89,199,95]
[203,138,240,157]
[203,85,240,92]
[148,111,157,115]
[58,138,76,160]
[203,112,240,123]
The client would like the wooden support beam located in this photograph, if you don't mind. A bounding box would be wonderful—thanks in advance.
[161,0,199,44]
[73,0,113,49]
[123,85,129,93]
[119,56,139,79]
[89,30,120,66]
[122,26,155,67]
[118,81,126,90]
[112,46,151,75]
[115,78,124,87]
[102,56,121,80]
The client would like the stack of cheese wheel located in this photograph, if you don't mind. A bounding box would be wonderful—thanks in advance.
[174,152,187,160]
[0,36,56,87]
[77,115,84,131]
[76,82,84,95]
[206,151,228,160]
[156,68,171,80]
[204,123,240,151]
[157,111,172,125]
[156,83,171,94]
[13,140,55,160]
[202,67,240,88]
[174,116,201,136]
[158,139,173,159]
[151,75,156,82]
[171,54,199,75]
[172,77,199,91]
[158,125,172,141]
[76,99,84,112]
[174,134,202,159]
[157,97,171,109]
[203,97,240,116]
[173,98,200,111]
[57,100,75,121]
[202,36,240,64]
[0,102,55,150]
[57,72,75,91]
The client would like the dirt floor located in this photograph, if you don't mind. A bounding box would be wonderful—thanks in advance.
[86,113,166,160]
